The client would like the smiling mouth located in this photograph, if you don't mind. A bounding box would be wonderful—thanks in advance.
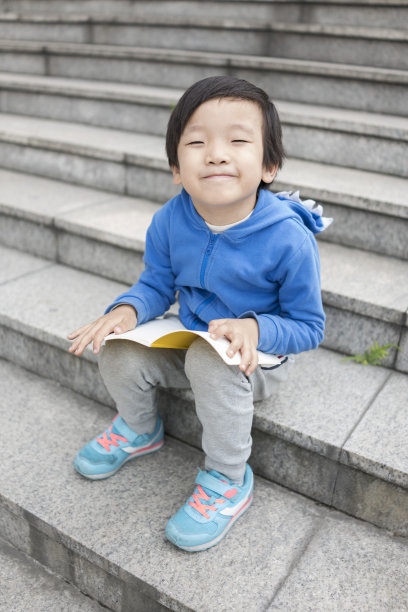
[203,174,236,179]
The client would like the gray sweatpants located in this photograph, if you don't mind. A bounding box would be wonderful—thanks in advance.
[99,337,293,483]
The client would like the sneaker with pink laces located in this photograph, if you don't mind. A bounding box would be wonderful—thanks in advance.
[73,414,164,480]
[165,464,253,551]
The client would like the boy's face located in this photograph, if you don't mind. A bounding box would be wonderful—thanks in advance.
[172,98,276,224]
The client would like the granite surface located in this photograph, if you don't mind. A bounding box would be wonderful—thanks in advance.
[0,72,182,105]
[0,1,404,26]
[231,67,407,116]
[93,22,267,56]
[319,241,408,324]
[22,45,401,115]
[0,91,171,137]
[316,202,408,261]
[0,257,127,351]
[276,157,407,217]
[341,371,408,488]
[55,195,160,251]
[322,306,401,369]
[0,48,45,76]
[0,214,58,260]
[253,347,389,458]
[396,326,408,374]
[0,112,165,161]
[268,513,408,611]
[0,141,128,194]
[126,164,179,203]
[0,167,112,223]
[250,429,339,505]
[0,20,88,44]
[58,233,145,285]
[0,358,321,612]
[2,358,408,610]
[332,462,408,536]
[0,325,111,405]
[0,536,106,612]
[283,123,407,178]
[0,244,50,283]
[48,51,225,93]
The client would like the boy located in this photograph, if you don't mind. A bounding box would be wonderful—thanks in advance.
[68,76,327,552]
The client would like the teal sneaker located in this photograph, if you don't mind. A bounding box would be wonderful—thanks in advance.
[165,464,253,552]
[73,414,164,480]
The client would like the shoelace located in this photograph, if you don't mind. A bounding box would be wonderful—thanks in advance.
[96,425,128,452]
[189,484,238,519]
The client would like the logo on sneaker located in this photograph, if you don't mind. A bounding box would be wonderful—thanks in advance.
[219,492,251,516]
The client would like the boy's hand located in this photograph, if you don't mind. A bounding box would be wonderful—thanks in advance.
[67,304,137,357]
[208,318,259,376]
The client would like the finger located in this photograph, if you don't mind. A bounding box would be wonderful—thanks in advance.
[72,321,106,356]
[113,311,136,335]
[92,319,121,353]
[244,349,259,376]
[210,321,232,340]
[238,343,253,371]
[67,322,94,340]
[208,319,224,333]
[226,334,244,358]
[68,331,92,353]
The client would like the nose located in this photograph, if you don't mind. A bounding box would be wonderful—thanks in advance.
[205,139,229,165]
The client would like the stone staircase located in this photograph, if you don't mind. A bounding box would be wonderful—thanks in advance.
[0,1,408,610]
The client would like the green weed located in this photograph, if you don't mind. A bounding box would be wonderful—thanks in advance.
[342,341,400,366]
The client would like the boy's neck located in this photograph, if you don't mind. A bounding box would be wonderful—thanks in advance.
[192,195,257,226]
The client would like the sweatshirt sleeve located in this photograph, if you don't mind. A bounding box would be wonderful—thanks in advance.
[240,233,325,355]
[104,210,176,324]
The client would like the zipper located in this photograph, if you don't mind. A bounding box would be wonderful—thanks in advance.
[200,234,219,289]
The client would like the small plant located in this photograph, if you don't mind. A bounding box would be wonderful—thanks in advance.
[342,341,400,366]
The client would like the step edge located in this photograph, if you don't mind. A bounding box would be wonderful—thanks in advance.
[1,39,408,82]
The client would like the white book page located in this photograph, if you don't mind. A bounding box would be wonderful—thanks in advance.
[104,315,185,346]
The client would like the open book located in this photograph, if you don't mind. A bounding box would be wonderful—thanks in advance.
[105,315,284,367]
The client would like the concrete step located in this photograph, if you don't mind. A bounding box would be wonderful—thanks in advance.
[0,117,406,261]
[0,15,407,69]
[0,40,407,114]
[1,354,408,612]
[0,0,407,30]
[0,536,106,612]
[1,74,407,179]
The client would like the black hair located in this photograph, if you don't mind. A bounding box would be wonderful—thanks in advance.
[166,75,285,187]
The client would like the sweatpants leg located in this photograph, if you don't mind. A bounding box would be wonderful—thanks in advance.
[99,337,294,484]
[99,340,190,434]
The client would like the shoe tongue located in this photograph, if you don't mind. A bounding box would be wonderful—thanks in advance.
[201,470,232,498]
[112,416,135,439]
[208,469,232,484]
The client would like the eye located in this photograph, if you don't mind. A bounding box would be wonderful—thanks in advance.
[187,140,204,146]
[232,139,249,143]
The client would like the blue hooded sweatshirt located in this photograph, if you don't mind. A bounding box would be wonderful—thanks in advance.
[106,188,328,355]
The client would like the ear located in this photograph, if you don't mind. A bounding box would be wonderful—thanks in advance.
[171,165,182,185]
[261,164,278,185]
